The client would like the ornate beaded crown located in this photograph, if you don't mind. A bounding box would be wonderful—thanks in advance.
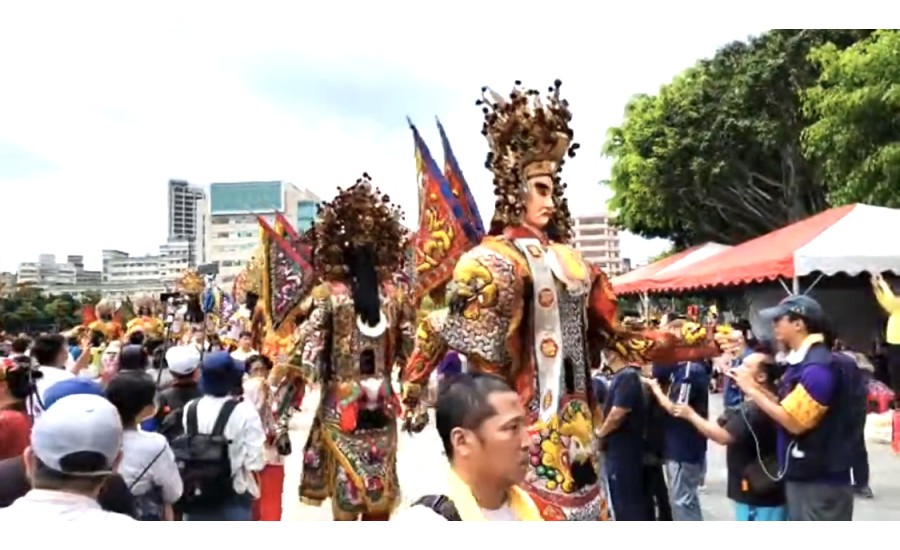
[478,79,579,241]
[314,173,406,281]
[177,269,205,295]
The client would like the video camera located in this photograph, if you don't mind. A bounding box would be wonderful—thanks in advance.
[2,355,43,402]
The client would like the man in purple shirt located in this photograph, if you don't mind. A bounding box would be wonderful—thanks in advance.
[729,295,865,521]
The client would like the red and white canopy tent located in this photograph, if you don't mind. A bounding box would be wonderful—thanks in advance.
[611,242,732,295]
[640,204,900,295]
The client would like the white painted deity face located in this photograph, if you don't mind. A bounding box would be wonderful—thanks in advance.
[523,174,556,230]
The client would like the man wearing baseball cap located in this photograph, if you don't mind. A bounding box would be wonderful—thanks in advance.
[728,294,865,521]
[180,351,265,520]
[156,345,204,440]
[0,392,136,521]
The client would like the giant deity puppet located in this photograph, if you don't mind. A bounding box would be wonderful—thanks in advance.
[79,298,125,377]
[125,292,165,343]
[228,254,267,352]
[290,173,414,521]
[401,81,719,521]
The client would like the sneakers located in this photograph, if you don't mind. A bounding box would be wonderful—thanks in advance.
[854,485,875,499]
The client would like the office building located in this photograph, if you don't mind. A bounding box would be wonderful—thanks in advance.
[571,213,625,276]
[168,179,206,265]
[102,241,193,286]
[16,254,101,289]
[168,180,205,240]
[206,181,319,284]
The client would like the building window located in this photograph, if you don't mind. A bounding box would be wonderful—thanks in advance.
[296,200,318,231]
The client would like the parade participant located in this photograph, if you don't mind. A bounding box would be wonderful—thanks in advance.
[242,354,287,521]
[231,331,257,363]
[292,173,414,521]
[597,349,650,521]
[401,81,718,521]
[79,299,124,379]
[228,256,267,353]
[172,270,208,344]
[398,373,542,521]
[125,293,164,342]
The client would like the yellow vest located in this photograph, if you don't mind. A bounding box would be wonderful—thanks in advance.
[446,469,543,521]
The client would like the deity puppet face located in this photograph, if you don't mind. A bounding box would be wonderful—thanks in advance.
[522,173,556,230]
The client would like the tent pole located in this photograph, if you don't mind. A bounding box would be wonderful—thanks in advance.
[792,275,800,295]
[778,278,792,295]
[803,273,825,295]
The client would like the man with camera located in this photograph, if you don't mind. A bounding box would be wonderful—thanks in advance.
[728,295,866,521]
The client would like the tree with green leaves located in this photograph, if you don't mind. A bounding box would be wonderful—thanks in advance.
[802,30,900,207]
[605,29,872,248]
[0,289,97,333]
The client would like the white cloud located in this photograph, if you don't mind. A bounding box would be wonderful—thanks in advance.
[0,0,779,272]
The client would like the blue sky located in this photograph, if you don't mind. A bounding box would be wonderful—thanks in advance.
[0,1,771,272]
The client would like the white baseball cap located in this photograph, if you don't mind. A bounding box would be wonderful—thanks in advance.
[165,344,202,376]
[31,393,123,477]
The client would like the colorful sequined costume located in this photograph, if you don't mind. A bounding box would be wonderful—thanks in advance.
[401,81,719,521]
[125,292,164,341]
[292,174,414,521]
[81,299,125,378]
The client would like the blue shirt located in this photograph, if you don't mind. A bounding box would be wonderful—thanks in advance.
[603,368,646,463]
[652,361,709,465]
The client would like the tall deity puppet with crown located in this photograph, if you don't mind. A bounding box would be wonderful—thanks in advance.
[125,293,165,342]
[400,81,719,521]
[289,173,414,521]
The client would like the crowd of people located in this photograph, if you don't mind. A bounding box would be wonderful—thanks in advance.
[0,329,288,521]
[591,294,874,522]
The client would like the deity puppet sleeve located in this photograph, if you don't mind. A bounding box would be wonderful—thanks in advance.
[291,284,332,384]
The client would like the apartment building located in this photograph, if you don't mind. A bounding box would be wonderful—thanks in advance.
[16,254,101,288]
[167,179,206,265]
[102,241,194,287]
[571,213,625,276]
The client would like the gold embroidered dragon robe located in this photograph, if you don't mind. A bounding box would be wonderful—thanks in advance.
[294,281,414,519]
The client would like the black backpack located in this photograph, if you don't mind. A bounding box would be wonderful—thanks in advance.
[413,495,461,520]
[170,398,238,510]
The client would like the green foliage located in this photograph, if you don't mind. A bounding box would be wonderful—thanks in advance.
[605,30,873,248]
[802,30,900,207]
[0,289,96,333]
[648,246,679,264]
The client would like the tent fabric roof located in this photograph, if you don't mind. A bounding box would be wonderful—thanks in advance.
[643,204,900,293]
[611,243,729,294]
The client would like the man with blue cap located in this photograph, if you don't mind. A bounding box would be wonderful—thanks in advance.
[178,351,265,521]
[728,294,866,521]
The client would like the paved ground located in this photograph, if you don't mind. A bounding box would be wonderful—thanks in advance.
[282,389,900,521]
